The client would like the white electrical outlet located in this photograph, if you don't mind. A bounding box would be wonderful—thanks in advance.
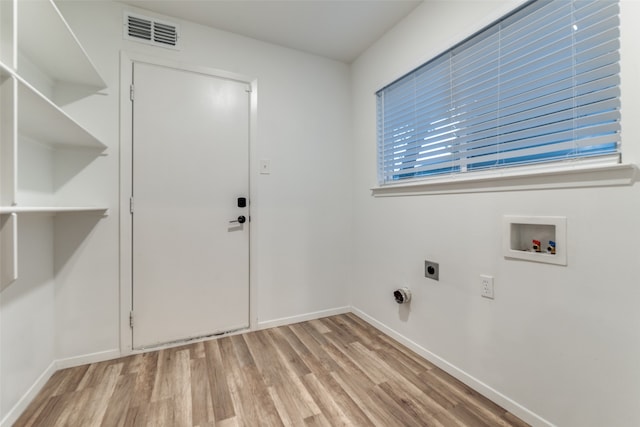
[480,275,494,299]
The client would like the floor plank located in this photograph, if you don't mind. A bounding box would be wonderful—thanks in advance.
[13,314,529,427]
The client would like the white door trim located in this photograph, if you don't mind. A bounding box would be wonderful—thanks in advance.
[119,51,258,355]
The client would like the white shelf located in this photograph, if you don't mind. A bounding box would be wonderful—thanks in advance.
[18,75,106,149]
[1,62,106,149]
[17,0,106,90]
[0,206,108,215]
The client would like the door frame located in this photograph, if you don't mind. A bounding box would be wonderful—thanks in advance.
[119,52,258,355]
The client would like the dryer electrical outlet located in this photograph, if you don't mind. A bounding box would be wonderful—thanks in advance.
[424,260,439,281]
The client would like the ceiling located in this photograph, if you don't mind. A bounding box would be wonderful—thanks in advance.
[119,0,423,63]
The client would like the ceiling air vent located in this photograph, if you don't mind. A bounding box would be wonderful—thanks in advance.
[124,12,180,50]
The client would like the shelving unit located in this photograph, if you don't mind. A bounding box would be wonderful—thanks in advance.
[0,0,108,288]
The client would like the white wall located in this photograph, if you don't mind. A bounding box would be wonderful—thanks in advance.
[1,0,353,422]
[0,215,55,420]
[351,2,640,427]
[57,0,353,333]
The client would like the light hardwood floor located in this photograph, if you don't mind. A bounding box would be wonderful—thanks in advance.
[14,313,529,426]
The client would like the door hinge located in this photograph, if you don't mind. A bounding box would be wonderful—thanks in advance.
[129,311,134,328]
[129,197,134,214]
[130,84,135,101]
[245,85,252,93]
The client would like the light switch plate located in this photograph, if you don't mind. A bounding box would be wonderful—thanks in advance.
[260,159,271,174]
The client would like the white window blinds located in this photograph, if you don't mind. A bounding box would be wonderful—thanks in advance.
[376,0,620,184]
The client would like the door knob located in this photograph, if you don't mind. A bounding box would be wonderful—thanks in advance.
[229,215,246,224]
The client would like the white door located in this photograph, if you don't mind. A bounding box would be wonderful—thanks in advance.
[131,62,250,349]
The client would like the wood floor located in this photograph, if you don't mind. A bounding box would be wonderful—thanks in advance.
[15,313,529,427]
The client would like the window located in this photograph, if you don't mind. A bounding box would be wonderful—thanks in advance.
[376,0,620,185]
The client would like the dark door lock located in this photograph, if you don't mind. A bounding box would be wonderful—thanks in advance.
[229,215,246,224]
[237,197,247,208]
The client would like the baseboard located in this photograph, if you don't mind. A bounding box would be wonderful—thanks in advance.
[0,360,57,427]
[257,306,351,330]
[351,307,554,427]
[55,348,122,370]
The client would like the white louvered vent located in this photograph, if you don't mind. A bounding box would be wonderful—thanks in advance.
[124,12,180,50]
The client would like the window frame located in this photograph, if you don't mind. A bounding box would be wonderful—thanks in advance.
[374,0,623,192]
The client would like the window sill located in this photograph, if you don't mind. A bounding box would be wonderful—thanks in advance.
[371,162,638,197]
